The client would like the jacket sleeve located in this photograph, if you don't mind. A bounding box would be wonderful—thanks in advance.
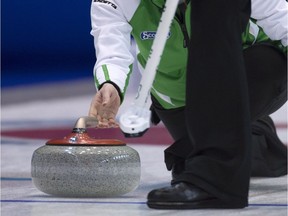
[90,0,134,98]
[251,0,288,46]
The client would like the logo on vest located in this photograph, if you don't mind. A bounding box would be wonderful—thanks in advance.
[140,31,171,40]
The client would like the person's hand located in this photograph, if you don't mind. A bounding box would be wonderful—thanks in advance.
[88,83,121,128]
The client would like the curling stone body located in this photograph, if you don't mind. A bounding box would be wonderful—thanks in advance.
[31,116,141,197]
[31,144,140,197]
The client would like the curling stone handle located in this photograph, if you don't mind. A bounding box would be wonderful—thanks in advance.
[73,116,99,129]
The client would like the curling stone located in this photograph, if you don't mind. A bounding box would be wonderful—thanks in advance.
[31,116,141,197]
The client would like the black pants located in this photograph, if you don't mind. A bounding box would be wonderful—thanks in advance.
[151,0,287,205]
[151,44,287,204]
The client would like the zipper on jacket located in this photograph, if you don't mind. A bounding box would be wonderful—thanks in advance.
[176,3,189,48]
[180,23,189,48]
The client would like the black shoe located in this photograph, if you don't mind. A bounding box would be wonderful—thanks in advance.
[147,182,247,209]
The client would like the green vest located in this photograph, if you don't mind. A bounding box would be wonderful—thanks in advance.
[129,0,286,109]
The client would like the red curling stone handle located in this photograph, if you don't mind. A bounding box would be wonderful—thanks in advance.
[46,116,126,146]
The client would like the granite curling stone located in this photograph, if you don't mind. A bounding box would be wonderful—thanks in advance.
[31,116,141,197]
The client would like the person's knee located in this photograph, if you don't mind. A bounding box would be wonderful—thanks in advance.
[244,44,287,82]
[244,44,287,119]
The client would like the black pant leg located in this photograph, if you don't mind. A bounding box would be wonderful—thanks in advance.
[244,44,287,177]
[150,95,191,170]
[181,0,252,203]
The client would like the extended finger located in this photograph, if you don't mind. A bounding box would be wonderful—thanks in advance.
[109,118,119,127]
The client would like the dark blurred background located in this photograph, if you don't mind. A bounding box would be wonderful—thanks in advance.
[1,1,95,87]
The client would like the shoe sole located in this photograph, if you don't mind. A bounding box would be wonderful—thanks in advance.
[147,199,247,209]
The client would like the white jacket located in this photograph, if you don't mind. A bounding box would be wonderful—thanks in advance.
[91,0,288,103]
